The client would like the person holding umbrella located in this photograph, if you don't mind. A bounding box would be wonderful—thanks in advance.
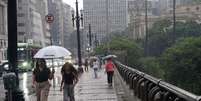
[60,62,78,101]
[105,58,115,87]
[32,58,55,101]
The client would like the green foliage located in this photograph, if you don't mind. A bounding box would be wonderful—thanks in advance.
[94,36,143,68]
[161,37,201,94]
[139,57,164,78]
[193,0,201,3]
[147,20,201,56]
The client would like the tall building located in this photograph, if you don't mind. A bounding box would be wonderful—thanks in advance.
[127,0,159,39]
[17,0,45,46]
[63,4,74,50]
[47,0,64,46]
[83,0,128,44]
[0,0,7,61]
[35,0,51,46]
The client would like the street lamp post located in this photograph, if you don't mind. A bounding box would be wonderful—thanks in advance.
[72,0,83,73]
[6,0,24,100]
[173,0,176,42]
[88,24,92,47]
[144,0,148,56]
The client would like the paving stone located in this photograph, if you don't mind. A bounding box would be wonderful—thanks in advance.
[28,68,118,101]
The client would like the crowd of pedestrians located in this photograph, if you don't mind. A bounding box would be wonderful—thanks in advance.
[32,56,115,101]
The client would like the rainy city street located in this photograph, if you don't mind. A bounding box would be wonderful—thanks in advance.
[1,0,201,101]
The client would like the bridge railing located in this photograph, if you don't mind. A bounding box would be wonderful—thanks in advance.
[115,61,201,101]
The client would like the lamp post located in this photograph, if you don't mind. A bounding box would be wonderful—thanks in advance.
[88,24,92,47]
[144,0,148,56]
[72,0,83,73]
[6,0,24,100]
[173,0,176,42]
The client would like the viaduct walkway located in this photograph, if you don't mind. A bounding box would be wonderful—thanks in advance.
[28,67,118,101]
[26,60,201,101]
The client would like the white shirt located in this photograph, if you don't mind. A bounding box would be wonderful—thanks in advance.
[93,61,99,69]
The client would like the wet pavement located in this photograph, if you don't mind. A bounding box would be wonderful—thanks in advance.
[29,67,118,101]
[0,72,34,101]
[0,67,118,101]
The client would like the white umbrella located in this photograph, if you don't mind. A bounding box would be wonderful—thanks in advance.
[103,54,117,60]
[34,46,71,59]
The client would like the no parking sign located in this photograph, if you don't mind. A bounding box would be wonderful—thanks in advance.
[45,14,54,23]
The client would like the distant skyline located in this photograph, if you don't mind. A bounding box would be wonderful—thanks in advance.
[62,0,158,10]
[63,0,83,10]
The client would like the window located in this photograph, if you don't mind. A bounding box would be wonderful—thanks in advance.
[18,0,22,3]
[18,23,25,26]
[18,32,25,35]
[186,8,190,11]
[196,7,199,11]
[0,40,2,47]
[18,6,23,10]
[18,13,25,17]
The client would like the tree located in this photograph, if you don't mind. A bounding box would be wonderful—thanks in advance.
[94,36,143,69]
[193,0,201,3]
[161,37,201,94]
[146,20,201,57]
[139,57,164,78]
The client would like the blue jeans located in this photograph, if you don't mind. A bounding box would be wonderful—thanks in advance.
[63,84,75,101]
[94,68,98,78]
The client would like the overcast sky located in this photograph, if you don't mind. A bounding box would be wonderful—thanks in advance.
[62,0,158,10]
[63,0,83,10]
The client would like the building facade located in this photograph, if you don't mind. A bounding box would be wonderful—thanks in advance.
[35,0,51,46]
[83,0,128,44]
[0,0,7,61]
[17,0,45,47]
[127,0,159,39]
[63,4,74,50]
[47,0,64,46]
[161,4,201,23]
[159,0,193,15]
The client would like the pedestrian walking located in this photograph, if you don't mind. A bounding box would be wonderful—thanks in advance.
[93,59,99,78]
[84,58,89,72]
[105,58,115,87]
[60,62,78,101]
[32,59,55,101]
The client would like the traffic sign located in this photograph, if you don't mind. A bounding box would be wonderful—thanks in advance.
[45,14,54,23]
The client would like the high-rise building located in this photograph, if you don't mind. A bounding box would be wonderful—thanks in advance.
[17,0,45,46]
[35,0,51,46]
[47,0,64,46]
[127,0,159,39]
[0,0,7,61]
[83,0,128,43]
[63,4,74,50]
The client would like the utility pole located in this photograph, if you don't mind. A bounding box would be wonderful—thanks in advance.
[89,24,92,47]
[72,0,83,73]
[7,0,24,100]
[144,0,148,56]
[106,0,110,54]
[173,0,176,42]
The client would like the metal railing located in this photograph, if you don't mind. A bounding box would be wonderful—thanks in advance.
[115,61,201,101]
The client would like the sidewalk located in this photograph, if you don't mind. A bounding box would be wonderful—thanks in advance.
[28,67,118,101]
